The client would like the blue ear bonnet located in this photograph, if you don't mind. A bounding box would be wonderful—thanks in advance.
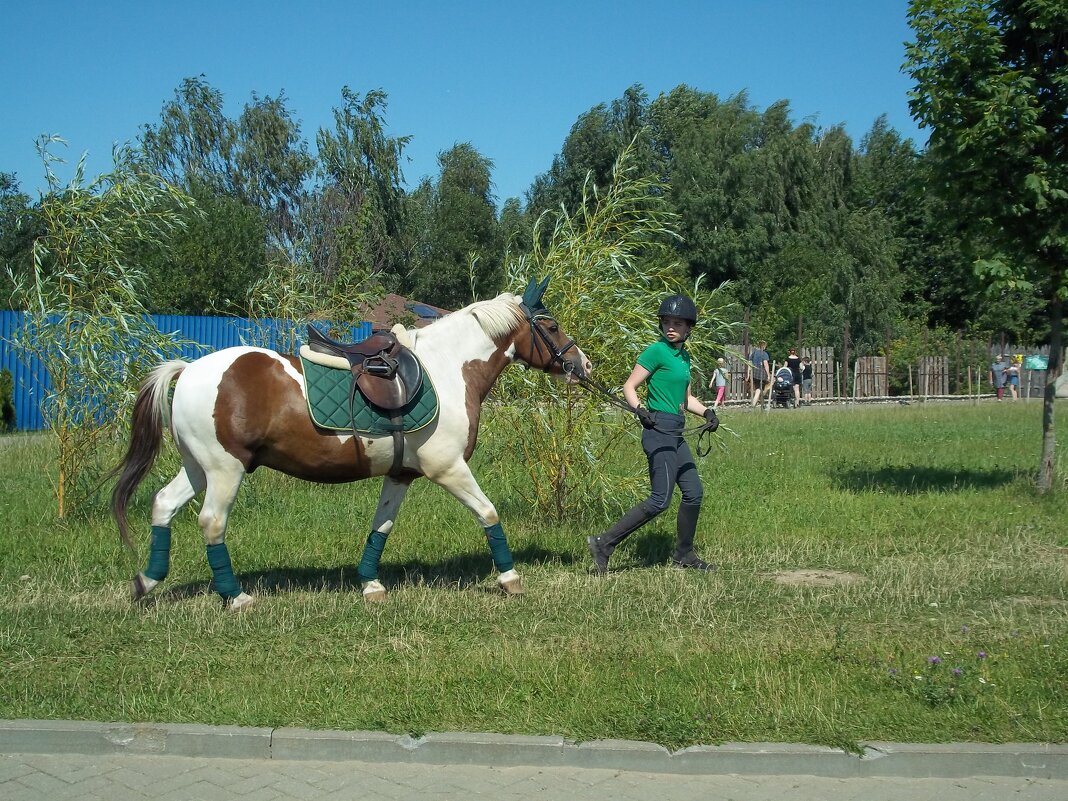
[521,277,550,315]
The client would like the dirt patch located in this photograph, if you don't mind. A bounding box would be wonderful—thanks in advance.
[771,569,865,587]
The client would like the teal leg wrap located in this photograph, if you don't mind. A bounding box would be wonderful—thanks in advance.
[145,525,171,581]
[484,523,514,573]
[357,530,389,582]
[206,542,241,599]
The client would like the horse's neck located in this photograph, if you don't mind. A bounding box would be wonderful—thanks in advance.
[415,316,515,388]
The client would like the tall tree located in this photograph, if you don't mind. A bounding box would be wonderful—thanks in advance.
[527,84,652,218]
[233,91,315,248]
[140,77,313,249]
[409,143,502,308]
[905,0,1068,492]
[310,87,410,288]
[140,76,237,195]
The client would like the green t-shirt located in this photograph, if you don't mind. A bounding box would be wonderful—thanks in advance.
[636,338,691,414]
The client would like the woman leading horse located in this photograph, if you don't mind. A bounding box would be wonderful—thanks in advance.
[111,278,591,609]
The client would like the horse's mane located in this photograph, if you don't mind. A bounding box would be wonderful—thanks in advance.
[420,293,524,341]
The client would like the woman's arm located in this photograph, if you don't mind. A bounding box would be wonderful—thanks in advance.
[622,364,652,409]
[685,385,710,417]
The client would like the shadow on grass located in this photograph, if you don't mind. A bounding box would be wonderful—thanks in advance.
[830,463,1019,494]
[158,544,579,601]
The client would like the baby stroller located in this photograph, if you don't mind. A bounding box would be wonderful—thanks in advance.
[771,365,795,408]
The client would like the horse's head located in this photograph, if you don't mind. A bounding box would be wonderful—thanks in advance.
[514,277,592,383]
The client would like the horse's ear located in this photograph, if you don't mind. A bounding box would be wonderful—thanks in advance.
[522,276,549,310]
[521,278,540,309]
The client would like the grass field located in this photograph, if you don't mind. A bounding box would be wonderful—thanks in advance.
[1,400,1065,750]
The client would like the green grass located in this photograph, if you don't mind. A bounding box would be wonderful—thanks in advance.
[1,401,1066,749]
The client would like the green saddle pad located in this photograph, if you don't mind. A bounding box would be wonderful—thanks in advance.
[300,355,439,435]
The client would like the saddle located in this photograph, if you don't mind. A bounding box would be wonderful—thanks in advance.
[305,325,423,475]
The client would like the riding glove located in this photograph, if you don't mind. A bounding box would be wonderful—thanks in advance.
[702,407,719,432]
[634,407,656,429]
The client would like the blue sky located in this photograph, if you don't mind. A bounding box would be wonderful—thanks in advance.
[2,1,924,206]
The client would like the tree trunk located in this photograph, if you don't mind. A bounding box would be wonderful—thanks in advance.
[1037,290,1063,494]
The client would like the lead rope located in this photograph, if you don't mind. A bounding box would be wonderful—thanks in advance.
[574,375,720,454]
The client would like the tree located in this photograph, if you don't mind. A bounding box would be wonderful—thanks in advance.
[0,173,34,308]
[408,143,503,308]
[527,85,653,219]
[138,186,268,315]
[140,76,314,252]
[905,0,1068,492]
[7,137,194,517]
[495,142,737,520]
[311,87,410,287]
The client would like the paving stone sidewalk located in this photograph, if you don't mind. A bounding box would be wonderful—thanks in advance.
[1,721,1065,801]
[3,753,1067,801]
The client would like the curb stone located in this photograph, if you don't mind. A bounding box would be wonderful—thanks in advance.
[0,720,1065,779]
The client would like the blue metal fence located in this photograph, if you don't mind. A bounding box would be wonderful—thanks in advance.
[0,311,372,432]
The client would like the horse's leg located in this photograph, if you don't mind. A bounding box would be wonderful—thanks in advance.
[131,464,204,601]
[357,476,413,602]
[197,462,253,610]
[430,463,524,595]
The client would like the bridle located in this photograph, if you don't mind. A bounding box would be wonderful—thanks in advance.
[520,303,582,379]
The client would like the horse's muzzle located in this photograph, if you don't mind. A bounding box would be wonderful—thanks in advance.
[563,353,592,383]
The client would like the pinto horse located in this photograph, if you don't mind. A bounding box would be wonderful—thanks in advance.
[111,278,591,609]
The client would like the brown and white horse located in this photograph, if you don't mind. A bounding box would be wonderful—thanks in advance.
[111,280,591,609]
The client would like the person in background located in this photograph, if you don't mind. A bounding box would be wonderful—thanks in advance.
[801,356,813,405]
[1006,356,1021,400]
[709,357,728,410]
[989,354,1008,401]
[587,294,718,574]
[786,348,802,408]
[749,340,770,407]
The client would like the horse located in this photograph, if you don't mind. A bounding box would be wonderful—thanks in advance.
[110,278,592,610]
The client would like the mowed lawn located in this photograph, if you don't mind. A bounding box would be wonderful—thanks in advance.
[0,400,1065,749]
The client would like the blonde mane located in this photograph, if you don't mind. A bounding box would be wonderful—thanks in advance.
[419,292,525,342]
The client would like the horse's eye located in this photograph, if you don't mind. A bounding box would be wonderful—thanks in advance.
[549,324,559,333]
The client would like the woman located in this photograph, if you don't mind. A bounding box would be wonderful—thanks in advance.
[786,348,802,408]
[1007,356,1021,400]
[801,356,813,405]
[587,294,718,573]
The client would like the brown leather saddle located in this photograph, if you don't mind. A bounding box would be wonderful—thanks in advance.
[306,325,423,475]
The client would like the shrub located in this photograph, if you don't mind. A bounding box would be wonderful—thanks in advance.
[0,367,14,433]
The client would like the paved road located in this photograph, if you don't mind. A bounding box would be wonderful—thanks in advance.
[3,752,1066,801]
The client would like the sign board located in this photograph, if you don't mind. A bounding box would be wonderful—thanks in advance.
[1024,355,1048,370]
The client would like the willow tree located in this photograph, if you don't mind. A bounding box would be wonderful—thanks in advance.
[493,141,737,521]
[8,137,194,516]
[905,0,1067,492]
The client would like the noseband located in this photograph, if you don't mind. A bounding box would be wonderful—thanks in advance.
[520,304,580,377]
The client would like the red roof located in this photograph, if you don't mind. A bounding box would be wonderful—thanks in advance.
[362,294,451,329]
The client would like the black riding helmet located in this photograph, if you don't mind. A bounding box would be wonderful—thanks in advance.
[657,294,698,324]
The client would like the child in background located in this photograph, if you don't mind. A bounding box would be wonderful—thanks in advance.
[709,357,728,409]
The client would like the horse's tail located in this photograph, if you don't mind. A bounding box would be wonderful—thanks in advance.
[110,360,188,548]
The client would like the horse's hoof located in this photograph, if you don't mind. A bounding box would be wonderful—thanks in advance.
[131,573,158,602]
[497,569,525,595]
[361,580,387,602]
[227,592,255,611]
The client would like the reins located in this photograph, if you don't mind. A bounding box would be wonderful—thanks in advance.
[574,374,720,457]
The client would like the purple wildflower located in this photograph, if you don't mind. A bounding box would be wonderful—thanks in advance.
[951,668,963,677]
[928,656,941,665]
[960,625,969,633]
[977,651,987,659]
